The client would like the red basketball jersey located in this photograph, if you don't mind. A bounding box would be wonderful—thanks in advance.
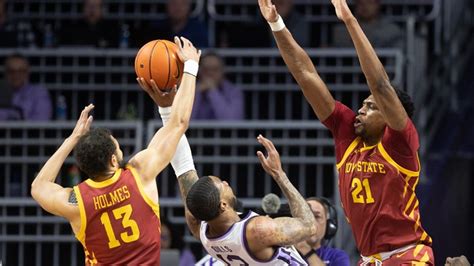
[73,166,161,265]
[323,102,432,256]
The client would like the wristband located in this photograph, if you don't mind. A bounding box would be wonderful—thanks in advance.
[183,60,199,76]
[158,106,171,125]
[268,16,286,32]
[302,250,316,260]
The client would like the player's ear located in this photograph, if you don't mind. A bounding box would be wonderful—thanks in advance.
[220,200,227,212]
[110,154,118,167]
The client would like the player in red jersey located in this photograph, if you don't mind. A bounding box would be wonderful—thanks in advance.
[31,36,201,265]
[258,0,434,264]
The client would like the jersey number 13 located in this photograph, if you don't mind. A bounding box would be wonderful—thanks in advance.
[100,204,140,248]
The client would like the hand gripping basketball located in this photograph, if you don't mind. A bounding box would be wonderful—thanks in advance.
[135,39,184,91]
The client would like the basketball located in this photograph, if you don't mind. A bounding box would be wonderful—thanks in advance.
[134,39,183,91]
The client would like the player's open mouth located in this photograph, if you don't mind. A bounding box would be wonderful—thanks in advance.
[354,118,362,128]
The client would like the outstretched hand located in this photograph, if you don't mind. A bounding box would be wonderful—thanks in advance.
[331,0,354,22]
[174,36,201,63]
[257,0,279,23]
[71,104,94,138]
[137,77,177,107]
[256,135,284,178]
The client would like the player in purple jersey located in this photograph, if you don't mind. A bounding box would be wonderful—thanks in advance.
[139,76,319,265]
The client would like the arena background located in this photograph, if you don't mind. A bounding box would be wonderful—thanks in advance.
[0,0,473,265]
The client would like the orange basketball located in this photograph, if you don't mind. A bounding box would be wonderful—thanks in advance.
[134,39,183,91]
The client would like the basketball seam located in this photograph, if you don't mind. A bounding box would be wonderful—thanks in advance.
[135,48,143,77]
[163,42,172,90]
[149,40,160,84]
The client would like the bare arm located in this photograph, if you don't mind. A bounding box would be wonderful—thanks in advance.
[31,104,94,218]
[129,37,201,182]
[141,58,202,241]
[252,135,317,247]
[331,0,407,130]
[258,0,335,121]
[176,170,201,240]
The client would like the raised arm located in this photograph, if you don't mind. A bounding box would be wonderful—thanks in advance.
[129,36,201,182]
[177,170,200,240]
[331,0,407,130]
[31,104,94,218]
[258,0,335,121]
[156,99,201,240]
[248,135,317,249]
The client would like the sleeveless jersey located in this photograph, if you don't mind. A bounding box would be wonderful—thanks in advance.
[74,166,161,265]
[322,102,432,256]
[200,211,307,265]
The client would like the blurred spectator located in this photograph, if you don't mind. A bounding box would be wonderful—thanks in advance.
[0,0,38,47]
[161,218,196,266]
[58,0,119,48]
[272,0,309,47]
[445,256,471,266]
[192,52,244,120]
[295,197,350,266]
[149,0,208,48]
[332,0,404,48]
[0,54,52,120]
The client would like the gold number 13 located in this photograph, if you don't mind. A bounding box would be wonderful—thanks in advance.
[351,178,375,204]
[100,204,140,248]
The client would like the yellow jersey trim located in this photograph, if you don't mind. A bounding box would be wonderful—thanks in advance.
[359,141,377,152]
[336,137,361,170]
[127,165,161,219]
[377,143,420,176]
[85,169,122,188]
[73,186,87,246]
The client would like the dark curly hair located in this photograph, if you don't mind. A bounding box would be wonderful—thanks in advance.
[186,176,221,221]
[394,88,415,118]
[74,128,116,179]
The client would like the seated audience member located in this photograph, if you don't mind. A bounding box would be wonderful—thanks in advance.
[58,0,119,48]
[0,54,52,120]
[271,0,309,47]
[192,52,244,120]
[258,196,350,265]
[445,255,471,266]
[0,0,38,47]
[332,0,403,48]
[295,197,350,266]
[149,0,208,48]
[160,218,196,266]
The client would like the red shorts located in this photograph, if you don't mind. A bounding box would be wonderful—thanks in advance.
[358,244,434,265]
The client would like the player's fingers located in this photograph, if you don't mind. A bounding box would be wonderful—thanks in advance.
[150,79,160,91]
[174,36,183,49]
[257,134,276,152]
[260,0,270,7]
[256,151,267,165]
[85,115,93,129]
[271,4,277,14]
[140,82,152,95]
[138,77,151,92]
[137,77,146,89]
[180,36,191,47]
[79,104,88,117]
[80,104,93,119]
